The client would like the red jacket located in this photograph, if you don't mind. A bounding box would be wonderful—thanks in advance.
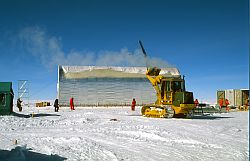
[70,98,74,106]
[132,100,136,106]
[219,99,224,107]
[194,99,199,106]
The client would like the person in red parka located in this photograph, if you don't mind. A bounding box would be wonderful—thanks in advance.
[70,97,75,110]
[131,98,136,111]
[194,99,199,108]
[219,98,224,112]
[225,99,229,112]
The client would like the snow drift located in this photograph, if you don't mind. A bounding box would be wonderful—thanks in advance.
[0,106,248,161]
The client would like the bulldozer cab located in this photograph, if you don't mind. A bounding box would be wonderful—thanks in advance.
[161,78,185,104]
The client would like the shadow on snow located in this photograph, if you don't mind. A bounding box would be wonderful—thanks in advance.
[12,112,60,118]
[128,114,233,120]
[0,146,67,161]
[189,115,233,120]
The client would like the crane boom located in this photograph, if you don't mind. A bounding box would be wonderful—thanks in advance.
[139,40,147,58]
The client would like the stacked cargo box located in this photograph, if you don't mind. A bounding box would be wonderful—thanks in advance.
[217,89,249,108]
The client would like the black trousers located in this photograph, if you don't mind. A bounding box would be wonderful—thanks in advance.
[54,106,59,112]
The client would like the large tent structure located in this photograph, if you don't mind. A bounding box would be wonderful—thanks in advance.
[57,66,180,106]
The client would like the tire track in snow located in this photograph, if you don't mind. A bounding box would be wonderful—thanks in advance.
[28,136,119,161]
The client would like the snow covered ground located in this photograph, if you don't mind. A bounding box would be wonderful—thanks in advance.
[0,106,248,161]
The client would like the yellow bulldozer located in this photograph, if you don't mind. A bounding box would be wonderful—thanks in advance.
[139,41,195,118]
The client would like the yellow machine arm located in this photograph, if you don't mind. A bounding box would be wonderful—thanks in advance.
[139,40,195,118]
[146,67,164,104]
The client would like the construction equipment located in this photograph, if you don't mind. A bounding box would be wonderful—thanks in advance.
[36,101,51,107]
[139,40,195,118]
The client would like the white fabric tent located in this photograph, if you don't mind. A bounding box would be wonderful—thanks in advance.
[57,66,180,106]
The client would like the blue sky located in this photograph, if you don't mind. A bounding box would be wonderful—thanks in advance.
[0,0,248,103]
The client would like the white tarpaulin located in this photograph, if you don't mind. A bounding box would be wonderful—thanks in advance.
[61,66,180,79]
[58,66,181,106]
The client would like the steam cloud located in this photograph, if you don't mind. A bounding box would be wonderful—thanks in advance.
[18,26,171,69]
